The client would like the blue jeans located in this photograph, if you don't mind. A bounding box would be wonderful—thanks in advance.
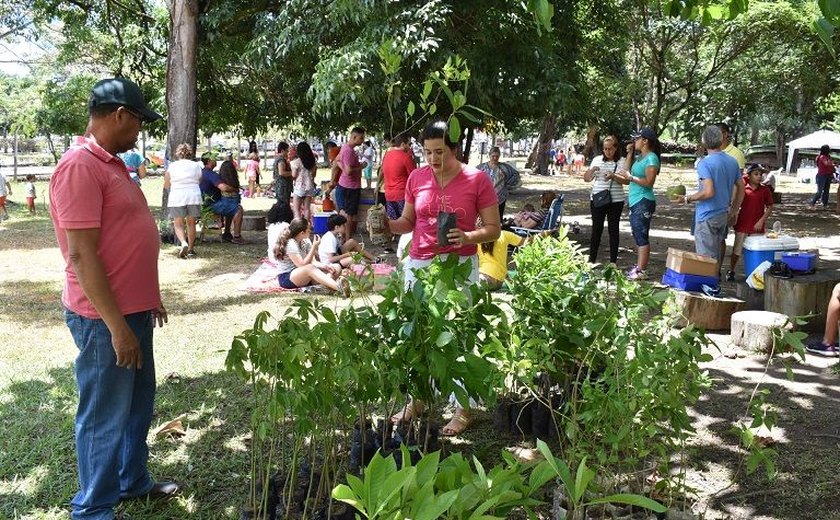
[811,175,832,206]
[629,198,656,247]
[65,310,157,520]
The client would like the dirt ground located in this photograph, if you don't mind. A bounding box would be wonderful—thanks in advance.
[1,165,837,519]
[495,166,840,520]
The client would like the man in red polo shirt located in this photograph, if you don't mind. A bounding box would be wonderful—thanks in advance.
[380,133,417,221]
[50,78,178,520]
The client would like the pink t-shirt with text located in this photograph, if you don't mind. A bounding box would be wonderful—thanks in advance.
[405,164,498,260]
[338,143,362,189]
[50,136,161,319]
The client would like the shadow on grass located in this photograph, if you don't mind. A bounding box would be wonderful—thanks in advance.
[0,364,256,520]
[0,279,63,326]
[0,213,57,251]
[687,359,840,520]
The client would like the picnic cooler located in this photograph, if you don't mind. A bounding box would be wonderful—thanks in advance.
[665,248,717,277]
[742,235,799,277]
[313,211,336,235]
[661,268,719,292]
[780,251,818,272]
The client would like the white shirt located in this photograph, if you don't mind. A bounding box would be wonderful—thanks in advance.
[167,159,203,207]
[278,237,311,274]
[318,231,340,263]
[588,155,626,202]
[0,172,7,197]
[267,222,290,263]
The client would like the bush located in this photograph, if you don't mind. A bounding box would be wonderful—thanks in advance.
[506,230,712,493]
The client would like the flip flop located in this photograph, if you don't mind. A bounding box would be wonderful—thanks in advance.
[391,400,424,424]
[442,411,472,436]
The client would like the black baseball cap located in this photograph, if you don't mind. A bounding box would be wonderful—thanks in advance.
[631,127,658,141]
[88,78,162,122]
[745,163,768,174]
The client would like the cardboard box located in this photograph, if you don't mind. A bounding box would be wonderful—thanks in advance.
[665,248,718,277]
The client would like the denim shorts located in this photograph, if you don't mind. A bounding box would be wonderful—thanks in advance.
[210,195,240,217]
[334,185,361,216]
[629,197,656,247]
[278,271,299,289]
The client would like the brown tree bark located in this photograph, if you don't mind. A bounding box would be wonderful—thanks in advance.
[532,114,556,175]
[166,0,199,159]
[582,124,600,161]
[462,126,474,163]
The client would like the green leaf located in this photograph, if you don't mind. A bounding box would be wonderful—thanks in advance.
[586,494,667,513]
[407,100,416,117]
[422,80,433,101]
[331,484,365,513]
[435,331,454,347]
[814,18,836,56]
[572,458,594,503]
[449,116,461,143]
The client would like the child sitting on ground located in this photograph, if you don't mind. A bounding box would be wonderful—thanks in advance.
[317,213,376,268]
[727,164,773,281]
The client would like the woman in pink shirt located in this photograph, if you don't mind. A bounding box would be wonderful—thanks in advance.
[388,120,500,437]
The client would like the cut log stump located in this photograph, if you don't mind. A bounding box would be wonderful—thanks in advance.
[242,215,266,231]
[736,283,765,311]
[670,290,746,330]
[764,270,840,332]
[730,310,792,352]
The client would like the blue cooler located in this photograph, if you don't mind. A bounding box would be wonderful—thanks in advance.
[662,268,719,292]
[312,212,335,235]
[742,235,799,277]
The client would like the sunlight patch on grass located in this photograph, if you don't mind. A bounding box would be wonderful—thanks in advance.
[0,465,49,496]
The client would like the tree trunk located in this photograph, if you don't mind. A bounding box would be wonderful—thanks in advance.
[531,114,556,175]
[45,131,59,163]
[581,124,600,161]
[165,0,199,159]
[775,125,786,171]
[750,126,760,146]
[462,127,474,163]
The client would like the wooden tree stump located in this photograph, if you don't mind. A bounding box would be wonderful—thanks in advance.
[736,283,764,311]
[670,290,746,330]
[764,270,840,332]
[242,214,266,231]
[730,310,792,351]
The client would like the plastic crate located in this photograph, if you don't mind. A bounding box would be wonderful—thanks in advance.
[661,268,719,292]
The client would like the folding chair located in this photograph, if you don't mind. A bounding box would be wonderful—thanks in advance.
[509,194,565,237]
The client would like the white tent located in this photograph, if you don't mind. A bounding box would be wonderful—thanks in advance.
[785,129,840,173]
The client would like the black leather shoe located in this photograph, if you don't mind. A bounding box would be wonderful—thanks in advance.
[147,481,180,499]
[123,481,180,501]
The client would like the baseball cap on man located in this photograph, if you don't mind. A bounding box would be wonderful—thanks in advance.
[745,163,768,174]
[88,78,162,122]
[631,127,658,141]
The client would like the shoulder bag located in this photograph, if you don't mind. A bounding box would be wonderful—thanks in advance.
[592,162,618,208]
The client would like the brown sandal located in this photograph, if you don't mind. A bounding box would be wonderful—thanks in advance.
[442,410,472,436]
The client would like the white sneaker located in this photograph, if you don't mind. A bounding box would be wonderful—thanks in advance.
[178,243,189,259]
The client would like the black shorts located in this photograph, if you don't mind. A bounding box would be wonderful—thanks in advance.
[335,185,361,216]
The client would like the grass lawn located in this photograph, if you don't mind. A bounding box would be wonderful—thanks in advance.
[0,175,346,519]
[1,168,839,519]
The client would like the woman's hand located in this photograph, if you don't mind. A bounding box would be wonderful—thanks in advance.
[312,234,321,246]
[447,227,468,248]
[625,142,635,155]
